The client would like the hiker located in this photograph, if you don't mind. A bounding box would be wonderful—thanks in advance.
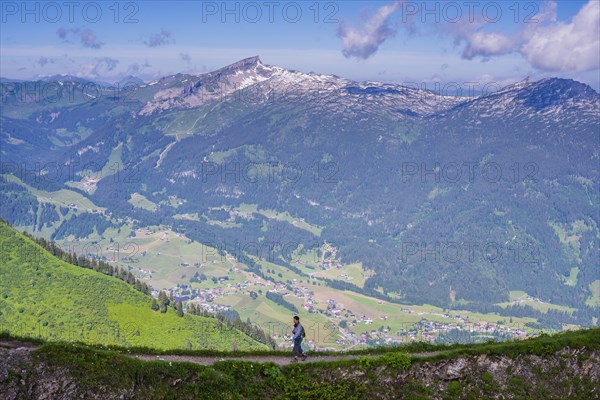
[291,315,307,362]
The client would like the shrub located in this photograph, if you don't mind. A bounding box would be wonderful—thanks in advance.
[261,362,281,379]
[446,381,461,396]
[358,357,372,370]
[482,371,494,384]
[380,352,411,370]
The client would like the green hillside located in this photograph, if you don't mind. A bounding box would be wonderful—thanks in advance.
[1,328,598,399]
[0,221,267,351]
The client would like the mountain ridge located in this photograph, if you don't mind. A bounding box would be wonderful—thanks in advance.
[132,57,599,120]
[2,56,599,102]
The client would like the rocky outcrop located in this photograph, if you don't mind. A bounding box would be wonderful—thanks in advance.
[392,348,600,398]
[1,345,598,399]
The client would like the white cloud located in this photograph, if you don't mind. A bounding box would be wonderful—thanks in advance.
[520,0,599,72]
[461,31,514,60]
[144,30,174,47]
[180,53,192,64]
[57,28,104,49]
[37,56,54,67]
[337,0,599,73]
[126,60,151,75]
[78,57,119,78]
[441,0,599,72]
[337,1,402,59]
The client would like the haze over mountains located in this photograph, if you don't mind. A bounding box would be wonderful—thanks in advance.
[1,56,599,331]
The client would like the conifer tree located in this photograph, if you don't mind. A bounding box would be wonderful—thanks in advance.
[158,291,168,313]
[151,298,159,311]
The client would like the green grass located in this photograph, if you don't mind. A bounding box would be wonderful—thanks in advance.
[563,267,580,286]
[309,262,373,289]
[548,219,594,265]
[497,290,577,314]
[5,174,103,212]
[0,221,266,351]
[257,209,323,236]
[411,328,600,362]
[232,204,323,236]
[3,326,598,358]
[207,148,237,163]
[123,226,233,288]
[173,213,200,221]
[152,108,213,136]
[586,280,600,307]
[129,193,158,211]
[3,328,596,399]
[29,341,368,399]
[508,290,527,300]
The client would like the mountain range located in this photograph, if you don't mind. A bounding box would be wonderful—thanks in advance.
[1,56,598,326]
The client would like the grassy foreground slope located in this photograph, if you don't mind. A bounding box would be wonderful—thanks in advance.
[0,221,267,351]
[0,328,598,399]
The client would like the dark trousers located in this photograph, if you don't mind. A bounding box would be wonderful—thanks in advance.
[293,338,303,356]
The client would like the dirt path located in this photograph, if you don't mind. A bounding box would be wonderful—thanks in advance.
[132,353,367,366]
[131,351,443,366]
[0,339,38,351]
[0,339,440,366]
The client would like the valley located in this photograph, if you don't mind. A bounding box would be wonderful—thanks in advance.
[1,57,598,351]
[2,2,599,397]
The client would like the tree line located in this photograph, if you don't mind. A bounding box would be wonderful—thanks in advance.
[186,302,276,348]
[18,227,151,296]
[265,291,298,313]
[149,291,277,347]
[10,221,277,348]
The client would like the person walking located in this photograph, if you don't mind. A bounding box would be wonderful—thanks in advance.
[291,315,307,362]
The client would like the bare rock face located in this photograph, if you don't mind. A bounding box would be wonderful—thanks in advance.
[474,354,513,383]
[440,357,469,380]
[393,347,600,399]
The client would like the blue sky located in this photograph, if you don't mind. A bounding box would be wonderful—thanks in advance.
[1,1,598,90]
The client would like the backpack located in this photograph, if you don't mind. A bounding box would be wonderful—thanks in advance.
[301,325,306,338]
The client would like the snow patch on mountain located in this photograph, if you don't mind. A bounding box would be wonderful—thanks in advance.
[137,57,599,137]
[138,56,466,118]
[77,142,103,156]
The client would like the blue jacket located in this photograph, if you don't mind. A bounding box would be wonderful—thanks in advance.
[293,323,303,341]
